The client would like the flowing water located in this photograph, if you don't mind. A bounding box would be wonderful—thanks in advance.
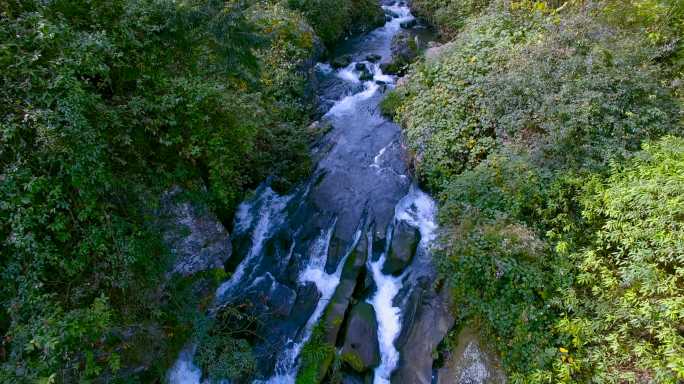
[169,2,442,383]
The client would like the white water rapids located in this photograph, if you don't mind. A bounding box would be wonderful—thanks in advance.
[167,3,441,384]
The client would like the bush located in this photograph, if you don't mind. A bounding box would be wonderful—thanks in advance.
[194,305,258,382]
[394,1,683,382]
[557,137,684,383]
[411,0,492,38]
[287,0,384,47]
[0,0,326,381]
[395,9,542,190]
[296,323,336,384]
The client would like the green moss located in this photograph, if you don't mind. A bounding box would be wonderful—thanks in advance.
[340,351,365,372]
[380,90,406,119]
[296,322,336,384]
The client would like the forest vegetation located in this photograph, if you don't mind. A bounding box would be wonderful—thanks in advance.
[384,0,683,382]
[2,0,683,382]
[0,0,382,381]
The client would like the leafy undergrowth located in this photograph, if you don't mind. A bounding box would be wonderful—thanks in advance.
[389,0,683,382]
[0,0,382,382]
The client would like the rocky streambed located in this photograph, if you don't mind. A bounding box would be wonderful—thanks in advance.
[167,2,504,383]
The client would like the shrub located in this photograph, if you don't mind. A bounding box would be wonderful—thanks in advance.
[287,0,383,47]
[0,0,325,381]
[557,137,684,383]
[194,305,258,382]
[395,1,683,382]
[411,0,492,38]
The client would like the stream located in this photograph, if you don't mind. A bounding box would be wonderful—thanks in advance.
[168,2,450,383]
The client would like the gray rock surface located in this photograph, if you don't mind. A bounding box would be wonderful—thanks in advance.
[436,328,507,384]
[341,302,380,372]
[322,234,369,343]
[393,285,455,384]
[383,221,420,275]
[159,187,232,277]
[246,272,297,318]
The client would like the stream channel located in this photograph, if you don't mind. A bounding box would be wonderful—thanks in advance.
[168,2,454,383]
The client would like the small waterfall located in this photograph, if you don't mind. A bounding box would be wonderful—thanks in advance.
[168,347,202,384]
[168,2,440,383]
[367,185,438,383]
[367,230,403,384]
[168,187,294,384]
[216,187,292,301]
[262,223,363,383]
[395,185,438,246]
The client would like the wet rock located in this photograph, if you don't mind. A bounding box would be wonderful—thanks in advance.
[342,372,372,384]
[394,276,429,348]
[359,70,374,81]
[289,282,322,327]
[332,55,353,69]
[322,234,368,344]
[392,286,455,384]
[355,62,368,71]
[400,19,417,29]
[384,9,399,19]
[307,120,334,142]
[366,54,382,63]
[436,328,506,384]
[341,302,380,372]
[326,236,348,274]
[383,221,420,275]
[158,187,232,277]
[391,32,419,64]
[246,273,296,318]
[379,62,401,75]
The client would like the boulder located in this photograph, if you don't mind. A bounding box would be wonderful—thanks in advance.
[323,234,368,344]
[245,273,296,318]
[366,54,382,63]
[341,302,380,372]
[400,19,417,29]
[391,32,419,64]
[382,221,420,275]
[355,62,368,71]
[342,372,372,384]
[158,187,232,277]
[359,70,374,82]
[289,282,322,327]
[384,9,399,19]
[332,55,353,69]
[392,285,455,384]
[436,328,507,384]
[379,62,401,76]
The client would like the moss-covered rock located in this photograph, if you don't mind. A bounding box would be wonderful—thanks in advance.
[341,302,380,372]
[382,221,420,275]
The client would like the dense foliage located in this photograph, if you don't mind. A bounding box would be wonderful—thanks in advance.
[410,0,492,37]
[388,0,683,382]
[0,0,382,381]
[287,0,385,47]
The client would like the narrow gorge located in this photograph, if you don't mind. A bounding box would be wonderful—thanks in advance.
[167,2,491,383]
